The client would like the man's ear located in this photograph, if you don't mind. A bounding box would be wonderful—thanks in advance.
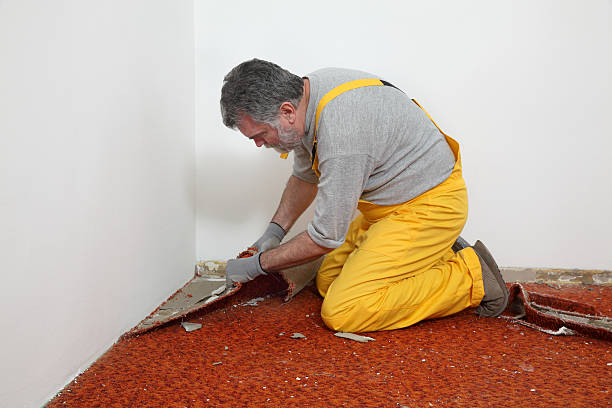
[279,102,297,124]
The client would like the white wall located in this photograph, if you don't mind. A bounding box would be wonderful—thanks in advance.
[195,0,612,270]
[0,1,195,407]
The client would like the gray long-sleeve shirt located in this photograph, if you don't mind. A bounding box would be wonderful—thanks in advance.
[293,68,455,249]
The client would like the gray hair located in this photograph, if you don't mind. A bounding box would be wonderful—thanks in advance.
[220,59,304,129]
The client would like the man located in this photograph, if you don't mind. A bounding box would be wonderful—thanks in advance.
[219,59,508,333]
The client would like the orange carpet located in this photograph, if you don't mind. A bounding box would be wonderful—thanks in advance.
[47,283,611,407]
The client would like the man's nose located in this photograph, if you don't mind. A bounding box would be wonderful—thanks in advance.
[253,137,266,147]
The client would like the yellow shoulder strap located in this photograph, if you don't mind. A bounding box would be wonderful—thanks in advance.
[315,79,384,137]
[309,79,384,175]
[412,99,460,161]
[411,99,448,137]
[280,78,384,162]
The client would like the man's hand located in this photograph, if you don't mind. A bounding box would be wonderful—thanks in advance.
[252,222,286,252]
[225,252,267,286]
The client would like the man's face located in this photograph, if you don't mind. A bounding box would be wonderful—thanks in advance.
[238,114,303,154]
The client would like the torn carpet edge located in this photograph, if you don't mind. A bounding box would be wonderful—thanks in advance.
[121,265,242,339]
[122,254,319,338]
[278,256,323,301]
[238,247,321,301]
[237,247,322,301]
[503,283,612,341]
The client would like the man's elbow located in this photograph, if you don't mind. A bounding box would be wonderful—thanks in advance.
[304,232,335,257]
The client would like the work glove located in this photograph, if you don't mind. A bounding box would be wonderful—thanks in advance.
[252,222,286,252]
[225,252,267,285]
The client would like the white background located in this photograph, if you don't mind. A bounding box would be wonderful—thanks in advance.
[1,0,611,406]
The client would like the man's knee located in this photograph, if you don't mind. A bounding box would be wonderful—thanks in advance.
[320,294,355,332]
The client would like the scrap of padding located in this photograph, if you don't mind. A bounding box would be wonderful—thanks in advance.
[279,256,323,301]
[122,256,322,338]
[335,332,376,343]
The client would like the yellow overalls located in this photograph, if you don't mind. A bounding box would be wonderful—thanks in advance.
[311,79,485,332]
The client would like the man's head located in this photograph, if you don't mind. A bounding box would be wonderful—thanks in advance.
[220,59,306,152]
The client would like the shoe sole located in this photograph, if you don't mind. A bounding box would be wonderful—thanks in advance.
[474,240,509,317]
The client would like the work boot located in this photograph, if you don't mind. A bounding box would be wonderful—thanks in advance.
[473,240,509,317]
[452,235,470,253]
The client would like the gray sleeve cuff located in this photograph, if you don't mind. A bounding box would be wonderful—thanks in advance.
[292,170,319,184]
[307,223,344,249]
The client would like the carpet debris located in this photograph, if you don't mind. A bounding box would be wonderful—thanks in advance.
[195,260,226,276]
[204,262,220,271]
[541,326,576,336]
[291,333,306,339]
[180,322,202,332]
[334,332,376,343]
[204,295,219,305]
[242,297,265,307]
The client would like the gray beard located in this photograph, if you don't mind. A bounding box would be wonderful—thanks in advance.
[267,124,303,154]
